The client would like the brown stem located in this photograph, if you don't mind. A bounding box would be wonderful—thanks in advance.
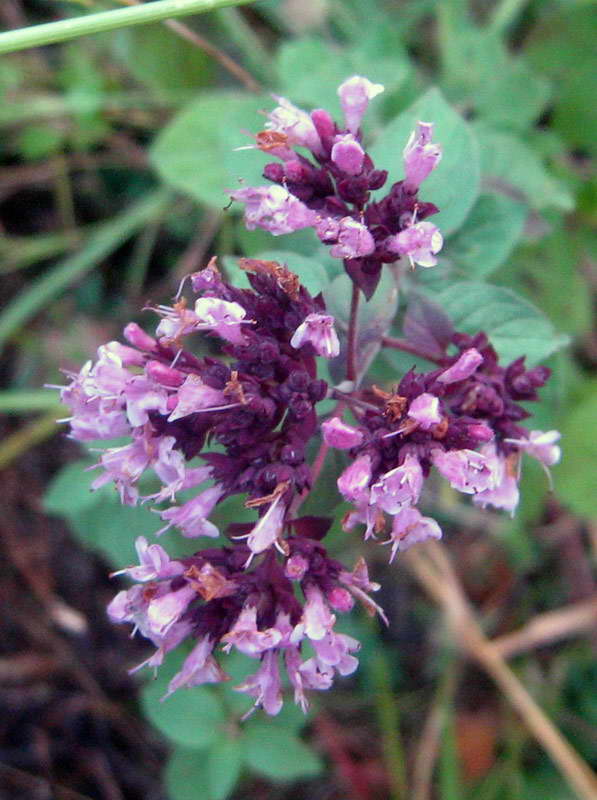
[346,283,360,382]
[404,543,597,800]
[117,0,262,93]
[381,336,442,364]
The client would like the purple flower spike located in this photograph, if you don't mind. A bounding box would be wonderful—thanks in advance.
[387,221,443,268]
[290,313,340,358]
[330,217,376,260]
[331,134,365,175]
[386,507,442,562]
[230,185,317,235]
[407,392,442,430]
[322,417,364,449]
[403,121,442,192]
[438,348,484,384]
[432,448,497,495]
[337,75,384,134]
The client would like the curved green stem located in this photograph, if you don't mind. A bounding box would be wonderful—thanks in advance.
[0,0,255,55]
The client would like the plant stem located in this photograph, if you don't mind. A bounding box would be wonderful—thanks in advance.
[346,283,360,382]
[381,335,442,364]
[0,0,255,55]
[116,0,261,92]
[405,542,597,800]
[488,0,530,34]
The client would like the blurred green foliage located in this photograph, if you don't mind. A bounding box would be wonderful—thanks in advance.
[2,0,595,798]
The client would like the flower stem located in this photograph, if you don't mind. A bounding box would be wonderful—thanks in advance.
[346,283,360,382]
[381,335,442,364]
[0,0,255,54]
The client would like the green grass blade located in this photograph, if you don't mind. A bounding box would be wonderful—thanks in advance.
[0,188,172,351]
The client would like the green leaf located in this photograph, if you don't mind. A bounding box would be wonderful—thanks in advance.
[0,189,171,350]
[165,746,210,800]
[554,384,597,519]
[472,123,573,212]
[276,36,409,118]
[439,26,550,132]
[45,457,204,565]
[207,737,243,799]
[474,58,551,133]
[442,193,527,278]
[524,7,597,156]
[114,23,212,95]
[44,458,105,517]
[369,87,481,234]
[150,92,270,209]
[141,650,226,748]
[431,281,568,365]
[243,722,322,781]
[494,230,592,336]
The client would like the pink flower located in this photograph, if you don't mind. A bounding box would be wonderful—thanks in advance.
[432,448,497,495]
[386,507,442,562]
[194,297,250,346]
[167,374,228,422]
[237,495,286,560]
[473,445,520,513]
[123,322,157,352]
[302,585,335,640]
[157,485,224,538]
[369,454,423,514]
[331,134,365,175]
[322,417,364,449]
[222,605,283,656]
[266,96,324,155]
[123,375,169,427]
[311,631,360,676]
[163,637,225,698]
[403,121,442,191]
[111,536,184,581]
[506,429,561,467]
[387,221,443,268]
[235,650,283,716]
[146,583,197,637]
[438,348,484,384]
[330,217,376,259]
[290,313,340,358]
[337,454,372,506]
[284,553,309,581]
[230,185,317,235]
[408,393,442,429]
[337,76,384,134]
[91,435,152,505]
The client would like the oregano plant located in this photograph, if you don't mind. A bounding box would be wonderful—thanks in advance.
[54,78,562,722]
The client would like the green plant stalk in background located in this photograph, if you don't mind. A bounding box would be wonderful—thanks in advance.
[0,0,256,54]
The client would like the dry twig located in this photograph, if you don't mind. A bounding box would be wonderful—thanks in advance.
[404,541,597,800]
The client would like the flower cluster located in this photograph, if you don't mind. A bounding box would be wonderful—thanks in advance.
[54,74,561,718]
[231,76,443,298]
[326,331,561,560]
[59,257,386,714]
